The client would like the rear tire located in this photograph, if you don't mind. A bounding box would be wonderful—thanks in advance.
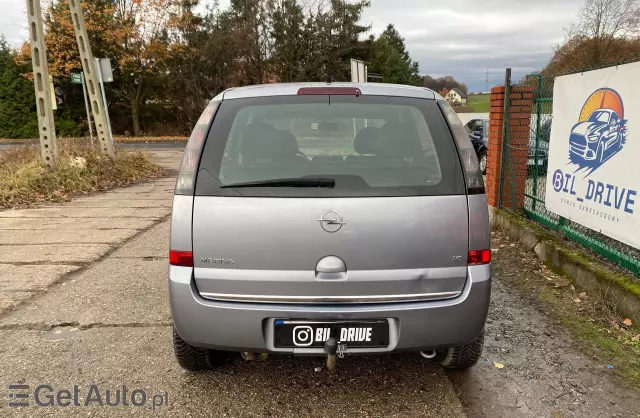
[172,326,227,371]
[438,331,484,370]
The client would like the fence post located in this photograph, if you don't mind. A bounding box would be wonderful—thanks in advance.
[485,71,510,208]
[532,74,543,211]
[497,68,511,208]
[486,69,535,211]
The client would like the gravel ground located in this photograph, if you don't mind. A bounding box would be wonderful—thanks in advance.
[449,230,640,418]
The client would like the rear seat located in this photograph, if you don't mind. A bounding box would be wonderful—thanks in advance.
[345,127,380,163]
[240,122,306,163]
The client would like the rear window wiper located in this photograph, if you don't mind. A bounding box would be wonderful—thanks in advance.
[220,177,335,189]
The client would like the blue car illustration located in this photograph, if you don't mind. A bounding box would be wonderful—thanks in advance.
[569,109,624,166]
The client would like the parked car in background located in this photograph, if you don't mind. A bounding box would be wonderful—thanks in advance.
[465,118,489,174]
[528,118,551,174]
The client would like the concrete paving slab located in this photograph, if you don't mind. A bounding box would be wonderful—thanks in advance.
[0,291,34,312]
[63,199,172,208]
[0,265,80,291]
[111,221,169,258]
[0,244,112,264]
[0,258,171,327]
[0,217,158,230]
[0,328,465,418]
[0,229,138,245]
[0,207,169,219]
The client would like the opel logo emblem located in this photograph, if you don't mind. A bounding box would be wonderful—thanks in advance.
[317,211,346,233]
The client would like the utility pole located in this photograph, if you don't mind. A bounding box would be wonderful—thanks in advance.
[26,0,58,167]
[67,0,115,157]
[485,70,489,93]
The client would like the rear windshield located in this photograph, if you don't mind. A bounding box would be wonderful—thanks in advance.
[195,95,465,197]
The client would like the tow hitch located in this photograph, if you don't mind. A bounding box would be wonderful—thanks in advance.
[323,337,346,371]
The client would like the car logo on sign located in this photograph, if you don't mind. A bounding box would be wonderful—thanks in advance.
[568,88,627,177]
[317,211,346,233]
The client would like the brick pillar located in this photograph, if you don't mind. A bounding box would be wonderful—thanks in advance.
[486,85,534,208]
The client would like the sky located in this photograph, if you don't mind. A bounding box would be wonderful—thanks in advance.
[0,0,585,92]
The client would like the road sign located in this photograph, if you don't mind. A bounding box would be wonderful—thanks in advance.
[350,59,367,83]
[70,73,82,84]
[98,58,113,83]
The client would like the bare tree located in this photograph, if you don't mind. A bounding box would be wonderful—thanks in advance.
[569,0,640,65]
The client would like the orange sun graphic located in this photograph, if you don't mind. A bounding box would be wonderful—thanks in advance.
[579,88,624,122]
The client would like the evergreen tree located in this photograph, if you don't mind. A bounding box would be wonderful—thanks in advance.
[366,24,421,85]
[0,34,38,138]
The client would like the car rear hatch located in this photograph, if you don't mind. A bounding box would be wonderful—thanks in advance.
[189,91,476,303]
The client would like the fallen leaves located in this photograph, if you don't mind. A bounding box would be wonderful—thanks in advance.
[493,362,505,369]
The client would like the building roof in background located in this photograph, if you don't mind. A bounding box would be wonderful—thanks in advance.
[451,88,468,98]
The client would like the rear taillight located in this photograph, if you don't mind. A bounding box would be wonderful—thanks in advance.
[170,250,194,267]
[468,249,491,265]
[175,100,220,195]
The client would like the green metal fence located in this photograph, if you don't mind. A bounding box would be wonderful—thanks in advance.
[499,72,640,278]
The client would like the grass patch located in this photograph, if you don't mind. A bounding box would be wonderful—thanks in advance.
[537,285,640,386]
[467,94,490,112]
[0,139,166,209]
[493,231,640,387]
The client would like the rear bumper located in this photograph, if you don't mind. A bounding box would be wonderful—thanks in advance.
[169,265,491,354]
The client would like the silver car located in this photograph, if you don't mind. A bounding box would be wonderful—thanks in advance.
[169,83,491,371]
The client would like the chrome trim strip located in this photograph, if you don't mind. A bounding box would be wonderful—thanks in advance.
[198,291,462,304]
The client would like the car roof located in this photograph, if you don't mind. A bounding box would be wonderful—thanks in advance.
[214,82,442,101]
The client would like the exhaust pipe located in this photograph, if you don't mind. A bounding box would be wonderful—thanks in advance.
[241,352,268,362]
[420,350,437,359]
